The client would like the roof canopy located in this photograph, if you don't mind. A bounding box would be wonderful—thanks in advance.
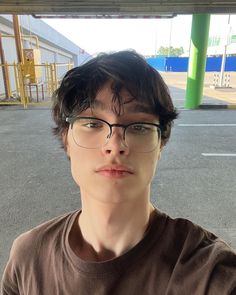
[1,0,236,16]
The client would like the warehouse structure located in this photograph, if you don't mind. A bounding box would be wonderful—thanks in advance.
[0,15,90,103]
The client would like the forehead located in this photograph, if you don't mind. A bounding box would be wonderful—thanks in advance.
[91,82,154,115]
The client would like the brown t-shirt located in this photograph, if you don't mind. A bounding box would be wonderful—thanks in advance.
[1,209,236,295]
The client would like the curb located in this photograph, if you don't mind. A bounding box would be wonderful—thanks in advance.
[198,104,236,109]
[177,104,236,110]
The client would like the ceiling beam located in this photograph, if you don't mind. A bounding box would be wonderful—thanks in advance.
[1,1,236,15]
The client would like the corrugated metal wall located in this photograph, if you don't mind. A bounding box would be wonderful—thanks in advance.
[146,56,236,72]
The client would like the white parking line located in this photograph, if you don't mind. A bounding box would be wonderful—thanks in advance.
[178,124,236,157]
[202,153,236,157]
[179,124,236,127]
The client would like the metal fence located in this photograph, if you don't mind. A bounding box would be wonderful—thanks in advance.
[0,62,73,108]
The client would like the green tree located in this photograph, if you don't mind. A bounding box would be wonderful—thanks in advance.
[157,46,184,57]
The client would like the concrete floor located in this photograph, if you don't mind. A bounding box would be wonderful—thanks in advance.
[161,71,236,107]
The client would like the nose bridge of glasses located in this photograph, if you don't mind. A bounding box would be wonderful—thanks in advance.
[108,123,126,140]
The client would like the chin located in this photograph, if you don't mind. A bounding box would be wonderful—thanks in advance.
[86,185,134,204]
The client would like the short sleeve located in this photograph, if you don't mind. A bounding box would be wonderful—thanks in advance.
[206,241,236,294]
[1,241,19,295]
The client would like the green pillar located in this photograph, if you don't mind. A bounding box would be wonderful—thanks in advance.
[185,14,210,109]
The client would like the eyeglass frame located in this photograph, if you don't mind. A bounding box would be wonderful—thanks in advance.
[65,116,162,152]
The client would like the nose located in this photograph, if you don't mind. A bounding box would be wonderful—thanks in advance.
[102,127,129,156]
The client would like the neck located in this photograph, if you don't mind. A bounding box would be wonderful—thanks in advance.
[75,193,154,262]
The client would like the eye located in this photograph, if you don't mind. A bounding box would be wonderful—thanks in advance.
[128,124,152,134]
[79,118,105,129]
[84,122,102,128]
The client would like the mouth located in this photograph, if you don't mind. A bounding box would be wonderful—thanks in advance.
[96,165,133,178]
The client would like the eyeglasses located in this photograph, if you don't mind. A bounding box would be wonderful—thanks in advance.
[66,117,161,153]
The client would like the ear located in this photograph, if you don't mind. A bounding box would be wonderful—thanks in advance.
[62,131,70,158]
[157,144,164,160]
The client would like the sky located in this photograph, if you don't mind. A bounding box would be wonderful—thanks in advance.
[43,14,236,56]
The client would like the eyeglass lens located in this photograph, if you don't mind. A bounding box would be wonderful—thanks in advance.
[71,118,160,152]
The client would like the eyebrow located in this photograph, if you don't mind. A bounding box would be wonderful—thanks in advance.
[91,99,154,114]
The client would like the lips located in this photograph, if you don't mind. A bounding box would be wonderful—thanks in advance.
[95,164,133,178]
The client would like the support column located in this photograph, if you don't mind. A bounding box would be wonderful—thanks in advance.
[0,33,11,98]
[185,14,210,109]
[12,15,27,107]
[12,15,24,63]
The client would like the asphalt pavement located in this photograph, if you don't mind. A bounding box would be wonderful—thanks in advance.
[0,86,236,275]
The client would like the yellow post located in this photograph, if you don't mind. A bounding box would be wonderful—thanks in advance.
[24,74,29,105]
[53,63,58,90]
[4,62,12,97]
[45,62,50,96]
[50,63,54,93]
[0,33,11,98]
[13,62,20,97]
[12,15,24,63]
[17,63,27,108]
[69,63,74,70]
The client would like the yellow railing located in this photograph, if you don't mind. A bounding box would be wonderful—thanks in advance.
[0,62,73,108]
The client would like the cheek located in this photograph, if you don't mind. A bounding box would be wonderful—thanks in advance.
[70,154,83,185]
[67,129,93,186]
[70,148,94,186]
[138,152,159,183]
[147,157,158,179]
[66,131,86,184]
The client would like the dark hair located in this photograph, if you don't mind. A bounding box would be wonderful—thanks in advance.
[52,50,178,147]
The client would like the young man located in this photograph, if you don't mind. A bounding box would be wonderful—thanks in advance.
[1,51,236,294]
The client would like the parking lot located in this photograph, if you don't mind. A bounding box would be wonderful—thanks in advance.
[0,75,236,275]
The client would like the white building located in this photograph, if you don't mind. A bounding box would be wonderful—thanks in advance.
[0,15,91,97]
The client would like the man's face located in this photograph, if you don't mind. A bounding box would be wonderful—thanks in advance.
[65,83,161,204]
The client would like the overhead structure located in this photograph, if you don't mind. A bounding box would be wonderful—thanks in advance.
[1,1,236,16]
